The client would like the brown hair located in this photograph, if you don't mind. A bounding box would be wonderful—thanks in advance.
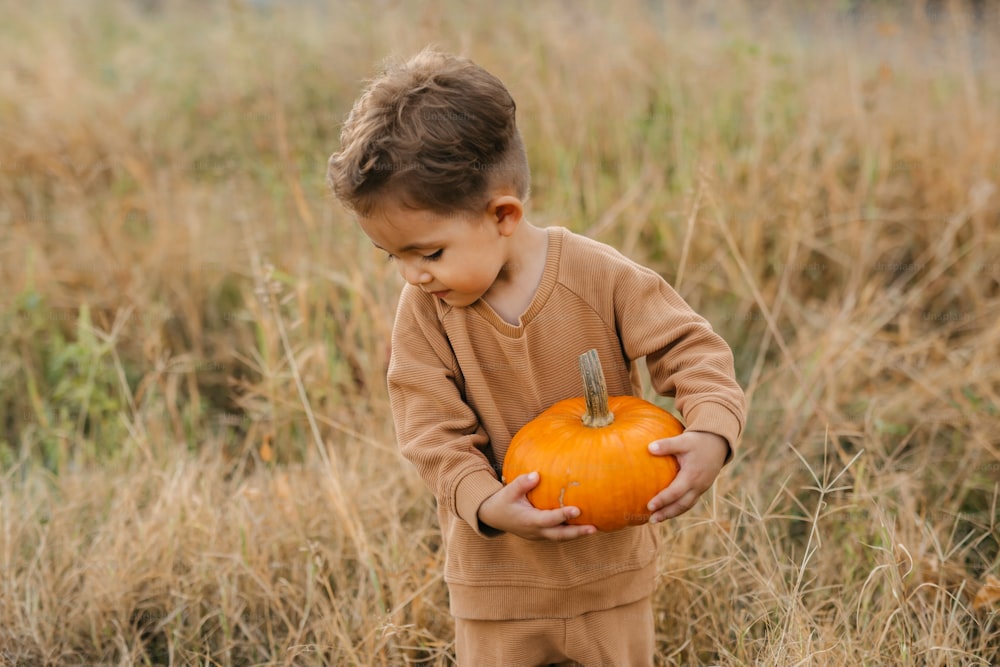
[326,49,530,217]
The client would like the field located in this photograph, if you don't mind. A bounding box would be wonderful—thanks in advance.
[1,0,998,665]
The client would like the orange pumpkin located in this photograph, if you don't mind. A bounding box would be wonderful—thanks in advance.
[502,349,683,532]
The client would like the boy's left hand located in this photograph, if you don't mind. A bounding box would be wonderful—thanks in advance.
[645,430,729,523]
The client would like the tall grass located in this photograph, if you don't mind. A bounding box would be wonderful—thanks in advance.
[1,0,998,664]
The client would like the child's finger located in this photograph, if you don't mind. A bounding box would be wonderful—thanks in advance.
[649,489,699,523]
[648,431,693,456]
[535,505,583,526]
[509,471,540,496]
[539,506,597,538]
[539,522,598,541]
[646,471,691,513]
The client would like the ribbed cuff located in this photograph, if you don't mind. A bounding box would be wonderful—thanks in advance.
[454,468,505,538]
[683,401,744,463]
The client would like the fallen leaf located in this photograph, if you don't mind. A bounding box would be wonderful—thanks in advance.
[973,575,1000,611]
[260,434,275,463]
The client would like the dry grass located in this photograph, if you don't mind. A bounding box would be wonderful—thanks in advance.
[1,0,998,664]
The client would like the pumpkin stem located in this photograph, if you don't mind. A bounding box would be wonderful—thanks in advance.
[579,349,614,428]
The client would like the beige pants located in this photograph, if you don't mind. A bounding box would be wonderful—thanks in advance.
[453,596,655,667]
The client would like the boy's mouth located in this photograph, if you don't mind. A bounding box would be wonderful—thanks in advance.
[430,290,450,299]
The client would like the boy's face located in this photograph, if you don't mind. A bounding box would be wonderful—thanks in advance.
[358,199,516,308]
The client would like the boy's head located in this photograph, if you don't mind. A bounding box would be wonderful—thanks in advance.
[327,49,530,218]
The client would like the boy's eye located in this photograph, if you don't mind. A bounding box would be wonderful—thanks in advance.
[423,249,443,262]
[384,253,396,262]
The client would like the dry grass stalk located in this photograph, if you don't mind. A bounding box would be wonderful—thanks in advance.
[0,0,998,664]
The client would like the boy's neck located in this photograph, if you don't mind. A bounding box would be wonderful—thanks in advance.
[482,222,549,325]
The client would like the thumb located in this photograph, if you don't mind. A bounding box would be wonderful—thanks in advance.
[648,433,688,456]
[511,470,540,494]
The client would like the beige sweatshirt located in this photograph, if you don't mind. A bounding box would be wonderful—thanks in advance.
[387,226,746,620]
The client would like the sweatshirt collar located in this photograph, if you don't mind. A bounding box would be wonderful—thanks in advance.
[470,226,564,336]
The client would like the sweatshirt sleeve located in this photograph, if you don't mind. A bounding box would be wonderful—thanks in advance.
[387,285,504,536]
[613,263,747,459]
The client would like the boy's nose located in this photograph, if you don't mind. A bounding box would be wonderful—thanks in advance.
[401,263,431,286]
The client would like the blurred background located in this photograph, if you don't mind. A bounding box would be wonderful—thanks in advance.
[1,1,998,665]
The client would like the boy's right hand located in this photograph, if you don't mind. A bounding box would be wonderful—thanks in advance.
[477,471,598,541]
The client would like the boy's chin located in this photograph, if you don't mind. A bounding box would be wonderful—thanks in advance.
[445,292,482,308]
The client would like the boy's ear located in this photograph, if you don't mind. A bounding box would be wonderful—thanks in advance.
[487,195,523,236]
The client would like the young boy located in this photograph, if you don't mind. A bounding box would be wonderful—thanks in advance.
[327,49,746,667]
